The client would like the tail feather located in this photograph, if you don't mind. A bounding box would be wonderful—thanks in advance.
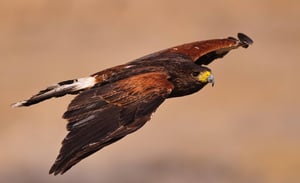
[12,77,96,107]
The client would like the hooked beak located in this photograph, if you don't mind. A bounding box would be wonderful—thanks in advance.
[207,74,214,87]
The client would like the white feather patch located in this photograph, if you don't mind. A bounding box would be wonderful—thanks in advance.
[11,101,26,108]
[74,77,96,90]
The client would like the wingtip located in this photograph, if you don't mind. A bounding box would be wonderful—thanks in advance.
[49,167,69,176]
[49,158,69,176]
[49,170,60,176]
[49,166,63,176]
[237,33,253,48]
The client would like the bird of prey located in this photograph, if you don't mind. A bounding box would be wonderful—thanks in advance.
[13,33,253,175]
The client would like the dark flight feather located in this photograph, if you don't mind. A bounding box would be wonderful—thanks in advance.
[49,72,174,175]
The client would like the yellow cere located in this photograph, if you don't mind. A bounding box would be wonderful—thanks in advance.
[198,71,211,82]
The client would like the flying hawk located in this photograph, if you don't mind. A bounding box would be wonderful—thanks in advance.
[13,33,253,175]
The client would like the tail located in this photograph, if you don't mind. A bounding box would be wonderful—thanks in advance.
[12,76,96,107]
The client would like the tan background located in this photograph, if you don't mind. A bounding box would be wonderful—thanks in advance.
[1,0,299,183]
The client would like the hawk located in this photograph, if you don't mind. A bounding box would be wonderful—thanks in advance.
[13,33,253,175]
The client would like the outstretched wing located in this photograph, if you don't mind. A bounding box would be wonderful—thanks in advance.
[166,33,253,65]
[49,72,174,175]
[133,33,253,66]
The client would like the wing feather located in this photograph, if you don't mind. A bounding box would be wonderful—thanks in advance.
[49,72,174,175]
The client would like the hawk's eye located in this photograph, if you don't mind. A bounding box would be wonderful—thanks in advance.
[192,71,200,77]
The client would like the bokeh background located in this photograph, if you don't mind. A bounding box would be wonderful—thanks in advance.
[1,0,299,183]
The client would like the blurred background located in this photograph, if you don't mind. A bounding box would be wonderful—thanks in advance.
[1,0,299,182]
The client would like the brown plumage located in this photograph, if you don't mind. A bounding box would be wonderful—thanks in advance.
[13,33,253,175]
